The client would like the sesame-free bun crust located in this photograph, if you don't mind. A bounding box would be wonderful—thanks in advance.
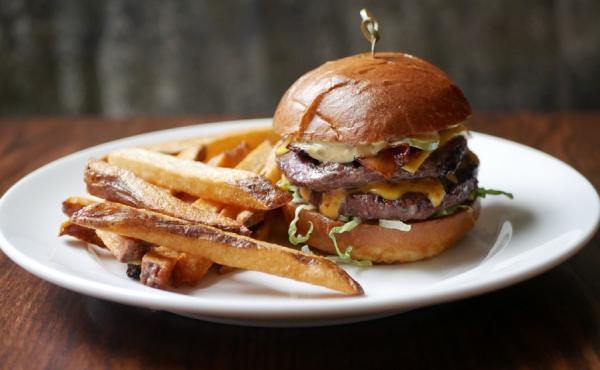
[273,52,471,144]
[282,200,480,263]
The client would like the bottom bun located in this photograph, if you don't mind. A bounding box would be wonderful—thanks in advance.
[282,200,480,264]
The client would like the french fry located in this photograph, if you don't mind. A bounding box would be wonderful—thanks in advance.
[140,247,178,288]
[71,202,363,295]
[85,159,246,234]
[176,145,206,161]
[142,126,278,159]
[215,205,264,228]
[206,141,251,168]
[172,191,198,203]
[235,209,264,227]
[59,220,106,248]
[192,198,224,213]
[235,140,272,173]
[219,205,240,220]
[172,251,212,286]
[260,145,282,184]
[216,140,273,227]
[217,265,236,275]
[62,197,96,217]
[202,127,279,160]
[107,149,291,210]
[252,212,274,241]
[141,246,212,288]
[96,230,152,263]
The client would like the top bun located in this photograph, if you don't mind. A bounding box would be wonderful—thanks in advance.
[273,52,471,144]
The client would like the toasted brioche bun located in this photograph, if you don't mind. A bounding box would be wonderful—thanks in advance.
[282,200,480,263]
[273,52,471,144]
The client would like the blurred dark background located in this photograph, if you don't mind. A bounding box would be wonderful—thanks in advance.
[1,0,599,117]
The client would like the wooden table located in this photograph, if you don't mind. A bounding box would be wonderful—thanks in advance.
[0,113,598,370]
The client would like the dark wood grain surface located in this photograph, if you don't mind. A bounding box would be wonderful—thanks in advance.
[0,113,598,370]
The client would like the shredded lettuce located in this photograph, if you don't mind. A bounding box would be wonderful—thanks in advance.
[277,177,304,203]
[432,204,471,218]
[301,245,314,254]
[433,187,513,218]
[288,204,315,245]
[404,136,439,151]
[327,217,372,267]
[379,219,412,231]
[337,214,350,222]
[472,187,514,199]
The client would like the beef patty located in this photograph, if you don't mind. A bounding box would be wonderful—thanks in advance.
[338,177,477,221]
[277,136,468,192]
[305,153,479,221]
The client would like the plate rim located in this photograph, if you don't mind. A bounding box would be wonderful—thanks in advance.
[0,118,598,321]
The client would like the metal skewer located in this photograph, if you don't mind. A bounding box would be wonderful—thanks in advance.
[360,8,380,57]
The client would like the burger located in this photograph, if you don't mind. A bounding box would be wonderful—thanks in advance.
[272,52,509,265]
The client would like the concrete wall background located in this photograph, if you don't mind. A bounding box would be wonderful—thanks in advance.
[1,0,599,117]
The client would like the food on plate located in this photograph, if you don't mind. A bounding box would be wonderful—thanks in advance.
[95,230,152,263]
[70,201,363,295]
[142,126,278,159]
[107,148,291,210]
[176,145,206,161]
[217,140,275,229]
[206,141,251,167]
[85,159,247,234]
[62,196,96,216]
[57,53,512,296]
[191,198,224,214]
[235,140,273,172]
[260,145,282,184]
[59,220,106,248]
[272,52,511,264]
[140,246,212,288]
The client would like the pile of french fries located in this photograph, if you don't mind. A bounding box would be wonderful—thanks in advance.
[59,126,363,295]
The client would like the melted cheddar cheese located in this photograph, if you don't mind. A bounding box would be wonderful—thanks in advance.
[319,188,347,219]
[360,178,446,207]
[402,150,432,173]
[401,124,468,173]
[275,137,292,155]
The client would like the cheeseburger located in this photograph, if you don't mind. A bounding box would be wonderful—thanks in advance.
[272,52,498,264]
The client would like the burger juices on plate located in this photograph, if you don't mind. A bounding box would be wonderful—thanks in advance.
[273,52,509,265]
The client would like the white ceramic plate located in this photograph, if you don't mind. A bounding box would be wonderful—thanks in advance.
[0,119,598,327]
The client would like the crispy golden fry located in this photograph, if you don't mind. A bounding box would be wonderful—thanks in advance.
[85,159,246,234]
[172,191,198,203]
[176,145,206,161]
[252,212,274,241]
[218,205,240,220]
[235,140,272,173]
[213,205,264,228]
[59,220,106,248]
[260,145,282,184]
[107,149,291,210]
[72,202,363,295]
[96,230,152,263]
[62,197,96,217]
[234,209,264,228]
[216,140,272,226]
[206,141,251,168]
[140,247,177,288]
[200,126,279,160]
[141,246,212,288]
[172,251,212,286]
[217,264,236,275]
[192,198,224,213]
[142,126,278,159]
